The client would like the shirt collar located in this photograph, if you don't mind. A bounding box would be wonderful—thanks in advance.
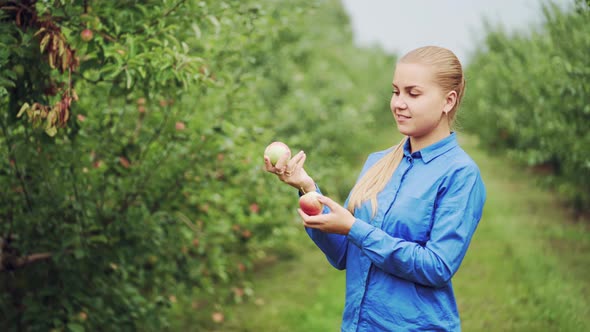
[403,132,458,163]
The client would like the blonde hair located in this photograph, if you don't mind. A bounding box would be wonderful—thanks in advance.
[347,46,466,217]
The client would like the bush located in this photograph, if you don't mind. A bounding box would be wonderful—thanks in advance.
[0,0,395,330]
[461,1,590,212]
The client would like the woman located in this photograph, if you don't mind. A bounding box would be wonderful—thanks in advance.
[264,46,486,331]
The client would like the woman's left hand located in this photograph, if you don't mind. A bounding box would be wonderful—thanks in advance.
[298,195,356,235]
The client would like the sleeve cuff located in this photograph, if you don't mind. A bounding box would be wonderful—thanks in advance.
[347,218,375,247]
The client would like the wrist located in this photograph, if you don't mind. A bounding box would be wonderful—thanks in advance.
[346,216,357,234]
[299,179,316,194]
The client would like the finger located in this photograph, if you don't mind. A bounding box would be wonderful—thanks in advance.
[294,152,307,170]
[297,208,308,220]
[264,156,281,173]
[274,150,291,171]
[287,151,305,171]
[302,220,322,229]
[263,156,275,172]
[297,209,325,226]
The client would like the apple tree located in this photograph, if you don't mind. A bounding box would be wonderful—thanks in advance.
[461,1,590,212]
[1,0,397,330]
[0,0,305,330]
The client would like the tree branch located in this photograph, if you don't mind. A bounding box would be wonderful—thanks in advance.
[0,252,53,272]
[160,0,187,20]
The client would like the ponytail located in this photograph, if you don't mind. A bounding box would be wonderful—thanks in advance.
[347,136,407,217]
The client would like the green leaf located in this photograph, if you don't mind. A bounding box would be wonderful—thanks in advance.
[67,323,85,332]
[88,235,109,244]
[73,249,85,259]
[45,126,57,137]
[125,68,132,89]
[0,78,15,88]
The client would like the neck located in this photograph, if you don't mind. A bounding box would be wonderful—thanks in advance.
[409,124,451,153]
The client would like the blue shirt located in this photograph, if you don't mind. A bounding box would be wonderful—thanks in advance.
[305,133,486,331]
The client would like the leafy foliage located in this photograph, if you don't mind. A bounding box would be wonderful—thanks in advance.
[0,0,395,330]
[461,2,590,212]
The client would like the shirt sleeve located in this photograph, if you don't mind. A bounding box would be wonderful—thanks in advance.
[347,164,486,288]
[303,184,349,270]
[303,150,389,271]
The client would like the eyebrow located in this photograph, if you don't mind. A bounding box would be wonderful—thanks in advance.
[392,83,423,89]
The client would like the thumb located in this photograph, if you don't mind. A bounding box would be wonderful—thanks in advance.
[317,195,340,210]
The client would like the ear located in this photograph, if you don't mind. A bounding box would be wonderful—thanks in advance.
[443,90,457,114]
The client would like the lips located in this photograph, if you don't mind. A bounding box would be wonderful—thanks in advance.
[396,113,411,121]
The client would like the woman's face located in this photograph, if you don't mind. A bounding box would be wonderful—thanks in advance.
[390,62,453,145]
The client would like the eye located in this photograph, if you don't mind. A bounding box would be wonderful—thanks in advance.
[392,90,399,96]
[409,91,420,97]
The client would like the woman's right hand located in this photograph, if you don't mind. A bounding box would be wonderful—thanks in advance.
[264,150,315,193]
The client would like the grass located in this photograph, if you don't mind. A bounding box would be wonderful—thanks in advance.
[177,132,590,331]
[212,238,346,332]
[454,135,590,331]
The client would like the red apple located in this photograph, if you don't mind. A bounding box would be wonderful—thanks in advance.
[299,192,324,216]
[211,311,224,323]
[264,141,290,166]
[80,29,93,42]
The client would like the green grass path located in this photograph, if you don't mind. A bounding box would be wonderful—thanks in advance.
[210,135,590,332]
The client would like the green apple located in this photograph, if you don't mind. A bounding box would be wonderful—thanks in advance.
[264,141,290,166]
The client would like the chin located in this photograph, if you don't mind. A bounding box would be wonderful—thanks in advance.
[395,124,413,136]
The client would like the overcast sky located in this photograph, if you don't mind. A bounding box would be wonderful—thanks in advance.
[340,0,574,65]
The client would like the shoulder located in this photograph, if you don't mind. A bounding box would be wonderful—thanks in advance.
[440,145,481,175]
[364,144,401,169]
[355,146,396,180]
[437,147,486,198]
[367,146,395,164]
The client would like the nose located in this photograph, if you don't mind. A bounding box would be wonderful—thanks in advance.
[391,95,407,110]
